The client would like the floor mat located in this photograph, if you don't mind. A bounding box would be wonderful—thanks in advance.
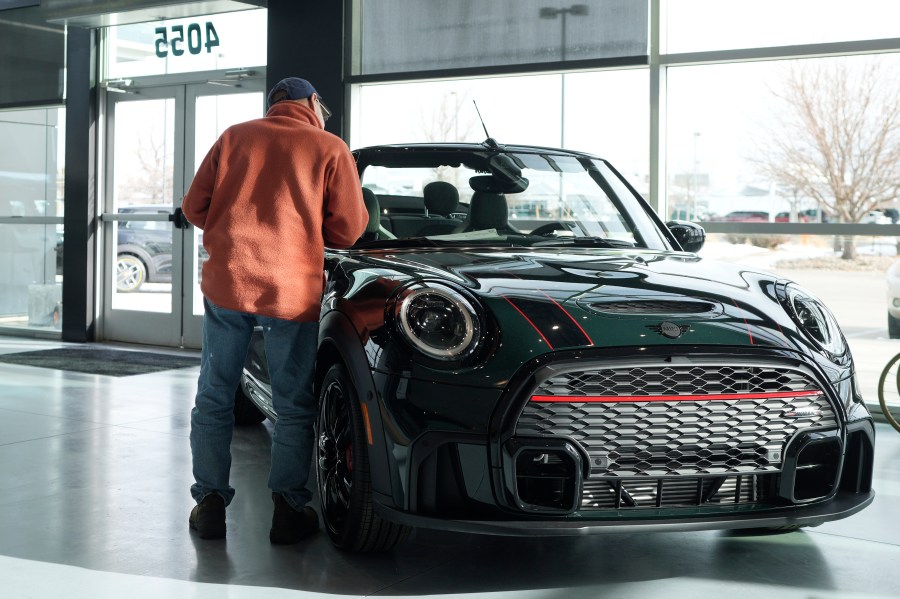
[0,348,200,377]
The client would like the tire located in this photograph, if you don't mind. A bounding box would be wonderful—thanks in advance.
[116,254,147,292]
[889,313,900,339]
[233,383,266,426]
[316,363,411,552]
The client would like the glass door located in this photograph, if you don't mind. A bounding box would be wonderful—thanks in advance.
[101,74,265,348]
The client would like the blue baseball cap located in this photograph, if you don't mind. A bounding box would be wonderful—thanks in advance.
[266,77,317,110]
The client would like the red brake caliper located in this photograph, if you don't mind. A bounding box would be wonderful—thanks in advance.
[345,445,353,474]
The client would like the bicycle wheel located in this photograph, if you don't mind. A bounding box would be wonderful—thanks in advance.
[877,352,900,433]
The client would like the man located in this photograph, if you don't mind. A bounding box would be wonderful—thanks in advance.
[182,77,368,544]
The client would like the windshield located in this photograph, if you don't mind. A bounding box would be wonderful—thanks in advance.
[355,149,670,251]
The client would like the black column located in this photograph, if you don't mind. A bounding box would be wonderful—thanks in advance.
[61,27,96,342]
[266,0,347,139]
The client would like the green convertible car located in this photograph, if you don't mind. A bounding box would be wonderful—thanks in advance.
[237,141,875,552]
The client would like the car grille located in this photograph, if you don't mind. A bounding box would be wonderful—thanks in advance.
[516,363,838,478]
[534,363,818,397]
[581,473,775,510]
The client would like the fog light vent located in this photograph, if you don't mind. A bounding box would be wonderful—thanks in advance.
[793,436,841,501]
[513,444,581,513]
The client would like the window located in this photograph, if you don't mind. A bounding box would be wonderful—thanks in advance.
[0,106,65,331]
[666,0,900,53]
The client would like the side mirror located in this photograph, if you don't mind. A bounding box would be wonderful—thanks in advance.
[666,220,706,253]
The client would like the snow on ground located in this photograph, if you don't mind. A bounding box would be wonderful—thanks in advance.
[697,240,835,270]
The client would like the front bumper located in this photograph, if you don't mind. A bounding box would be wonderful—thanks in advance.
[374,488,874,536]
[380,349,875,533]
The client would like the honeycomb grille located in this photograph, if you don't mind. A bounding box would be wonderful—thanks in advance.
[536,365,817,397]
[517,364,838,477]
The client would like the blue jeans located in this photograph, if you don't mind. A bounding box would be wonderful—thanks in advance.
[190,298,319,511]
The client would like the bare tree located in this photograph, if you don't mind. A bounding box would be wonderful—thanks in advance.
[418,91,477,144]
[119,132,173,206]
[418,92,478,187]
[754,58,900,258]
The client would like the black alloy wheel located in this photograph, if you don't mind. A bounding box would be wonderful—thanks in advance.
[316,363,410,552]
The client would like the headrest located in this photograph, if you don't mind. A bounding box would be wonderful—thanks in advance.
[468,191,508,229]
[361,187,380,233]
[424,181,459,216]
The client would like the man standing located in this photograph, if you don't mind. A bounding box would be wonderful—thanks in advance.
[182,77,368,544]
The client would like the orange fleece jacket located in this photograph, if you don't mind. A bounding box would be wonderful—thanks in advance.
[182,101,367,322]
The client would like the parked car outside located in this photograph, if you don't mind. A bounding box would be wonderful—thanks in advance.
[236,141,874,552]
[722,210,770,222]
[861,210,892,225]
[774,209,830,223]
[56,205,206,292]
[115,205,174,292]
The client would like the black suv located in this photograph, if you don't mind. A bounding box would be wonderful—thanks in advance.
[56,205,203,292]
[113,205,173,292]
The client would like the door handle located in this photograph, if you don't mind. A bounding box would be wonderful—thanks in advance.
[170,207,191,230]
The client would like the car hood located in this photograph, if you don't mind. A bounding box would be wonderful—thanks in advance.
[352,247,811,355]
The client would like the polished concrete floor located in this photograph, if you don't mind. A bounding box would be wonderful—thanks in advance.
[0,336,899,598]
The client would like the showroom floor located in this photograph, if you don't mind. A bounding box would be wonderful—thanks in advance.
[0,336,898,599]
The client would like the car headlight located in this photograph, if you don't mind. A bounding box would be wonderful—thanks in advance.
[396,284,481,360]
[783,283,847,358]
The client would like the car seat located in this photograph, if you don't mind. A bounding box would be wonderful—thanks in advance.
[416,181,462,237]
[359,187,395,242]
[453,190,519,235]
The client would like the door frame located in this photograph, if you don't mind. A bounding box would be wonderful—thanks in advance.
[98,69,266,348]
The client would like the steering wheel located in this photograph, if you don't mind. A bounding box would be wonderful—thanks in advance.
[529,221,575,236]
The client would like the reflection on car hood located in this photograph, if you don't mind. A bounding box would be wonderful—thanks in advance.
[354,247,804,353]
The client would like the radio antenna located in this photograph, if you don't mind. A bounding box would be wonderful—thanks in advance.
[473,101,499,149]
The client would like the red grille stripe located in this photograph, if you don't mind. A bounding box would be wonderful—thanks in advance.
[530,390,824,403]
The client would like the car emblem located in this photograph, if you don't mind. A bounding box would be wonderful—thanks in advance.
[782,407,823,418]
[648,322,690,339]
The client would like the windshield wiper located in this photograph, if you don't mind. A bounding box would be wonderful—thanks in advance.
[530,236,636,249]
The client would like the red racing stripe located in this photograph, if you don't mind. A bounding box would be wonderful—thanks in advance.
[530,390,824,403]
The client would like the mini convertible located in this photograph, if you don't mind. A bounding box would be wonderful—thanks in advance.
[236,141,875,552]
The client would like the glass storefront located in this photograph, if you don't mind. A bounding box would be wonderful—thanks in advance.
[0,107,64,332]
[666,54,900,225]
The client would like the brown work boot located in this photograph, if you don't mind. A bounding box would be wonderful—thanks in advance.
[269,493,319,545]
[189,493,226,540]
